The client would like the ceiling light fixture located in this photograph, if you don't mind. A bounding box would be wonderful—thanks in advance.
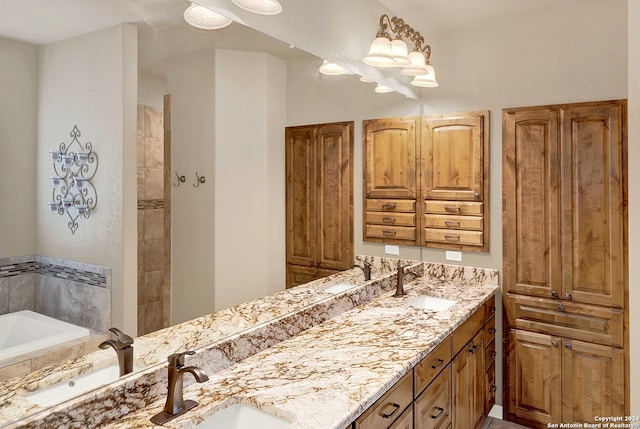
[184,2,233,29]
[318,60,351,76]
[232,0,282,15]
[374,83,394,93]
[364,14,439,88]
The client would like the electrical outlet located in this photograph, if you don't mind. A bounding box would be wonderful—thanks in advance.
[385,245,400,256]
[445,250,462,262]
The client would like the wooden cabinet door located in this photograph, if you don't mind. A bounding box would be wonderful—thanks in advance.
[286,126,316,267]
[363,117,418,199]
[315,123,354,270]
[286,264,340,289]
[452,331,484,429]
[422,113,485,201]
[415,366,451,429]
[503,108,562,299]
[561,339,625,422]
[560,103,626,308]
[506,329,561,426]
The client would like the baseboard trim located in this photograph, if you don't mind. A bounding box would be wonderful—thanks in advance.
[488,405,503,419]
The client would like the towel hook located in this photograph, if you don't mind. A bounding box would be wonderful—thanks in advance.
[173,172,185,187]
[193,172,206,188]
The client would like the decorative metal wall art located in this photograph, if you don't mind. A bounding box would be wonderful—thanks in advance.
[48,125,98,234]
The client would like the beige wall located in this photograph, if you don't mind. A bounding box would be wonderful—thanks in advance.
[36,24,138,334]
[0,37,37,258]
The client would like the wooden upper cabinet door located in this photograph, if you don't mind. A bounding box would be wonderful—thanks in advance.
[560,102,626,308]
[422,112,487,201]
[285,126,316,266]
[503,108,562,299]
[315,122,354,270]
[363,117,418,199]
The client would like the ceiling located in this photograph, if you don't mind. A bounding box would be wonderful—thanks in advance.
[0,0,602,76]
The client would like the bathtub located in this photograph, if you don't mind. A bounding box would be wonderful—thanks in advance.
[0,310,90,362]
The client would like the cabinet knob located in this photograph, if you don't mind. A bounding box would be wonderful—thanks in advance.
[551,291,559,298]
[565,343,572,350]
[474,192,480,200]
[551,340,558,348]
[558,304,566,311]
[313,269,318,275]
[565,292,572,300]
[490,385,497,393]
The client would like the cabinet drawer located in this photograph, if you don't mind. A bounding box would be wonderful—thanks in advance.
[505,293,624,347]
[484,295,496,322]
[424,214,482,231]
[425,201,483,216]
[356,372,413,429]
[366,225,417,241]
[423,229,483,246]
[484,317,496,347]
[366,199,416,213]
[484,362,496,413]
[452,307,485,356]
[414,337,452,398]
[484,338,496,369]
[389,405,413,429]
[414,366,451,429]
[367,212,416,227]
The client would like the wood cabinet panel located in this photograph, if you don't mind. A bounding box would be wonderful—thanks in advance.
[366,212,416,227]
[390,406,414,429]
[506,329,561,426]
[365,225,417,242]
[415,366,451,429]
[452,330,484,429]
[560,104,626,308]
[286,264,340,288]
[414,337,451,397]
[425,201,483,216]
[423,229,482,247]
[355,372,413,429]
[452,307,485,356]
[561,339,625,422]
[424,214,482,231]
[365,199,416,212]
[364,117,418,199]
[484,362,496,414]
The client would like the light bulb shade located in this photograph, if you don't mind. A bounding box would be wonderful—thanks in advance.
[411,65,439,87]
[319,60,349,75]
[359,76,374,83]
[374,83,394,93]
[232,0,282,15]
[390,39,410,66]
[363,37,396,67]
[400,51,428,76]
[184,3,233,29]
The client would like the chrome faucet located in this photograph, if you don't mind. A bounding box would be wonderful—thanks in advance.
[394,265,408,297]
[98,327,134,377]
[351,262,372,281]
[150,351,209,425]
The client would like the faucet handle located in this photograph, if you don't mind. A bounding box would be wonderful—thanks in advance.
[108,327,134,347]
[167,350,195,367]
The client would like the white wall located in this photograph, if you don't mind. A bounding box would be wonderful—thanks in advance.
[164,50,216,325]
[286,0,628,408]
[0,37,37,258]
[214,49,287,310]
[138,72,166,109]
[627,0,639,415]
[37,24,138,334]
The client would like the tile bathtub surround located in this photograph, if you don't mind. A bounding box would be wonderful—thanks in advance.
[0,264,416,427]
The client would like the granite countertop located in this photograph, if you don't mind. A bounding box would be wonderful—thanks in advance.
[104,271,499,429]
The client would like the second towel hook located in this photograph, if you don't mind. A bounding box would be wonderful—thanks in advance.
[193,172,206,188]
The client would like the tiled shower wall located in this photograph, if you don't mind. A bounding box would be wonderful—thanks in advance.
[137,105,165,335]
[0,255,110,332]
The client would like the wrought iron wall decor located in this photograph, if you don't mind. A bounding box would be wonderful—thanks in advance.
[48,125,98,234]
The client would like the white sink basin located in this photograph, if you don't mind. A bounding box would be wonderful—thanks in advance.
[25,364,138,407]
[320,282,355,294]
[407,295,457,312]
[196,404,291,429]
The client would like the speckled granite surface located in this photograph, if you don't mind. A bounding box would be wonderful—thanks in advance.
[1,259,498,429]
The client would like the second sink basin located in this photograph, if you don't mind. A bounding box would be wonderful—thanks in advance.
[319,282,356,294]
[25,364,139,407]
[407,295,457,312]
[196,404,291,429]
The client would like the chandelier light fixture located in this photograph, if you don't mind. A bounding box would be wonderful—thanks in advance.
[364,14,439,88]
[232,0,282,15]
[318,60,351,76]
[184,2,233,29]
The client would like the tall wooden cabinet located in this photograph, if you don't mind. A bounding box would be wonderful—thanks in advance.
[285,122,354,288]
[503,100,628,428]
[363,112,489,251]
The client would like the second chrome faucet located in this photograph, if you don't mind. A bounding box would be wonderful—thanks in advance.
[99,327,134,377]
[150,350,209,425]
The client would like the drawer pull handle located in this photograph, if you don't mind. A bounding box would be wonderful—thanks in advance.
[469,344,478,354]
[383,230,397,236]
[489,328,497,334]
[490,351,497,358]
[489,306,496,314]
[444,206,461,213]
[382,203,396,210]
[431,407,445,419]
[490,385,497,393]
[382,217,397,223]
[445,221,460,227]
[381,402,401,419]
[444,235,460,242]
[558,304,566,311]
[431,358,445,369]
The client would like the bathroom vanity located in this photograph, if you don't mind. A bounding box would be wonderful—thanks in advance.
[0,258,498,429]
